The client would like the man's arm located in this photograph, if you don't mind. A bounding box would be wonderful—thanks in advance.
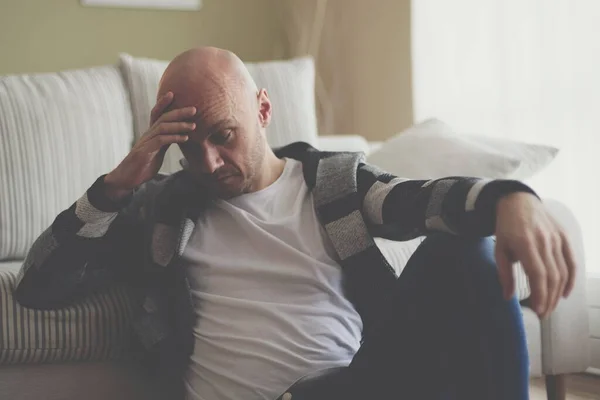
[358,162,577,319]
[13,175,149,309]
[15,91,196,310]
[358,162,537,240]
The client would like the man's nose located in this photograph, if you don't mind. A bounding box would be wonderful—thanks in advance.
[200,145,224,174]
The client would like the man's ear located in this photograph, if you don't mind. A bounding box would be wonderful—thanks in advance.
[257,88,272,128]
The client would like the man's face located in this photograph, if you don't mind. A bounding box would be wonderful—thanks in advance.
[175,85,267,199]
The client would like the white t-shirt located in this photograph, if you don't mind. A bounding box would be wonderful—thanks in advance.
[182,158,363,400]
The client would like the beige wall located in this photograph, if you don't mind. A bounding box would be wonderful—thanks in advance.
[0,0,413,141]
[283,0,413,140]
[0,0,285,75]
[345,0,413,140]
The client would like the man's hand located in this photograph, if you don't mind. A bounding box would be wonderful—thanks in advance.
[494,192,577,319]
[104,92,197,201]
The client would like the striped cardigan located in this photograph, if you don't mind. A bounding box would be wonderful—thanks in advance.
[14,142,535,397]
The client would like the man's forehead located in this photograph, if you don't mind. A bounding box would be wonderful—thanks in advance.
[167,79,227,105]
[159,72,250,134]
[164,83,230,117]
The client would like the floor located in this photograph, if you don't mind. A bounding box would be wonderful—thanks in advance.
[530,374,600,400]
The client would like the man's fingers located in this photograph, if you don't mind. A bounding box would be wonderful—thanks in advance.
[541,236,562,318]
[561,233,577,297]
[150,91,174,125]
[155,106,197,125]
[521,243,548,317]
[495,245,515,300]
[551,243,568,312]
[153,121,196,136]
[151,134,189,149]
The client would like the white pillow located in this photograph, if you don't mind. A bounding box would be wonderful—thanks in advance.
[119,53,318,174]
[460,134,558,181]
[412,119,558,180]
[0,66,133,260]
[367,119,522,179]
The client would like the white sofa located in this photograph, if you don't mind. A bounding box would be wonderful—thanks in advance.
[0,55,590,400]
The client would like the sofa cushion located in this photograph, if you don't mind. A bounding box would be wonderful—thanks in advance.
[0,66,133,260]
[119,53,319,174]
[366,119,522,180]
[0,262,137,365]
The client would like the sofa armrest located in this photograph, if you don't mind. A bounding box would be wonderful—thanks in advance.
[539,199,591,374]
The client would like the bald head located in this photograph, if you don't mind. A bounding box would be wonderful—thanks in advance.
[158,47,257,112]
[155,47,280,199]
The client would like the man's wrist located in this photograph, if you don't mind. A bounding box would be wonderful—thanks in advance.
[479,180,539,211]
[103,174,132,202]
[84,175,133,212]
[497,191,540,212]
[471,179,538,234]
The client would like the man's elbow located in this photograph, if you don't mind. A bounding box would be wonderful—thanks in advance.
[14,278,73,310]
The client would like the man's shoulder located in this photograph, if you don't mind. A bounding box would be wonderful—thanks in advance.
[273,141,366,164]
[125,172,186,218]
[273,142,366,189]
[273,141,318,159]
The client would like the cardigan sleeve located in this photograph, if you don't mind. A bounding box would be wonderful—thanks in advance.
[357,162,538,240]
[13,174,153,309]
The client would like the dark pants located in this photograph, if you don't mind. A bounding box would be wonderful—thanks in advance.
[279,234,529,400]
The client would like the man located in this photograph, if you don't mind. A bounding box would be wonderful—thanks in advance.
[15,47,576,400]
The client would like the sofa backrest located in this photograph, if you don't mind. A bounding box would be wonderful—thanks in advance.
[0,65,133,260]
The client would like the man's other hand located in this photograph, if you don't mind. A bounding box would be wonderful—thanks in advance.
[494,192,577,319]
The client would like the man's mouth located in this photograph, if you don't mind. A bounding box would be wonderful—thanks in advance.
[215,175,237,184]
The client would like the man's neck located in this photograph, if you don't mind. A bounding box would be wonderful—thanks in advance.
[256,154,286,191]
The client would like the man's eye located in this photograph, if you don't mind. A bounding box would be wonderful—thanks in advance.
[211,130,232,145]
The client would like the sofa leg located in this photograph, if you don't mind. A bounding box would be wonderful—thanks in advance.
[545,374,567,400]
